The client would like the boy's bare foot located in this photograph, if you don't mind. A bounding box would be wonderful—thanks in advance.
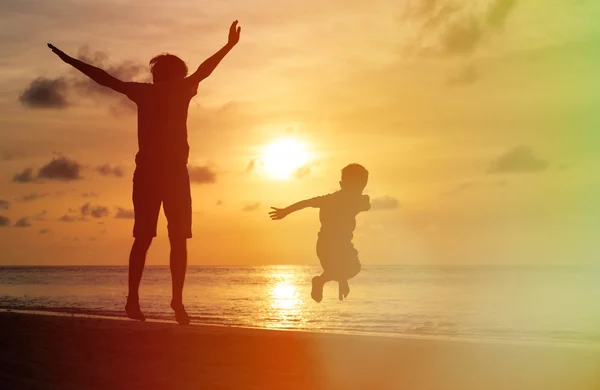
[170,301,190,325]
[340,280,350,299]
[311,276,324,303]
[125,300,146,322]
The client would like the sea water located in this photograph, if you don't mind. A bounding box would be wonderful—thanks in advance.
[1,265,599,343]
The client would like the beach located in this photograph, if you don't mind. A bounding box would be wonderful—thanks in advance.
[1,311,599,390]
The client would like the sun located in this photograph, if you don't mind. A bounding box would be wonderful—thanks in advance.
[261,138,310,180]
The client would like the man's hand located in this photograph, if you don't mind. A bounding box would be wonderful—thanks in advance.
[269,207,289,220]
[227,20,241,47]
[47,43,71,63]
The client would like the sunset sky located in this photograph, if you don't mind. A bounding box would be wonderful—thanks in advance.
[0,0,598,266]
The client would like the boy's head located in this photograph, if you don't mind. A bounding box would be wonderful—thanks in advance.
[149,54,188,83]
[340,163,368,193]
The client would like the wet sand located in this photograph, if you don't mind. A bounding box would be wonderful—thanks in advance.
[1,310,599,390]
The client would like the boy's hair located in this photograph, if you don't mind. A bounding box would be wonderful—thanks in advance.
[149,54,188,82]
[341,163,369,189]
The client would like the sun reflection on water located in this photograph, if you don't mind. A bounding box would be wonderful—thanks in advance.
[264,270,306,329]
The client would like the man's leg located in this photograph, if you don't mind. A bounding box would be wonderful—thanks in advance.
[126,237,152,321]
[169,237,187,304]
[168,238,191,325]
[164,166,192,325]
[127,167,161,321]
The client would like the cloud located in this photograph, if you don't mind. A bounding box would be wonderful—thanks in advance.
[38,157,81,180]
[406,0,518,57]
[0,200,9,210]
[216,200,223,206]
[39,229,52,234]
[115,207,134,219]
[82,192,98,197]
[60,202,109,222]
[242,202,261,212]
[487,146,549,174]
[19,192,50,202]
[33,210,48,221]
[96,164,124,178]
[91,206,110,219]
[13,168,35,182]
[58,215,78,222]
[447,64,479,86]
[487,0,517,30]
[245,159,257,173]
[371,196,400,211]
[1,150,26,161]
[81,203,110,218]
[13,217,32,228]
[293,166,311,179]
[403,0,519,83]
[15,157,82,183]
[189,165,217,184]
[443,181,479,197]
[441,17,483,56]
[0,216,9,227]
[19,77,69,108]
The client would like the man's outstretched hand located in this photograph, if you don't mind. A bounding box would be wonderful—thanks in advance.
[47,43,71,63]
[269,207,289,220]
[227,20,241,47]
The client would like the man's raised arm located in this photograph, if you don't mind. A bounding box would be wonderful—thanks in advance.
[47,43,127,94]
[186,20,241,85]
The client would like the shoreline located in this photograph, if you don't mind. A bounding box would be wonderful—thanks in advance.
[2,308,599,350]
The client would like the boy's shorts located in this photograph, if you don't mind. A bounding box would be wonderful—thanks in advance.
[132,165,192,239]
[316,239,362,280]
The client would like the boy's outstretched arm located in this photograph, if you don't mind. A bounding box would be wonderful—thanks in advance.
[186,20,241,85]
[47,43,127,94]
[269,198,320,220]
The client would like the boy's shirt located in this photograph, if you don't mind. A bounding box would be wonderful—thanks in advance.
[122,80,198,170]
[309,190,370,243]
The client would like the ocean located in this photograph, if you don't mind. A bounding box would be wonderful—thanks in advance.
[1,265,599,344]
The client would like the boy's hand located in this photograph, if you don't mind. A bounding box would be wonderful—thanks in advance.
[227,20,241,47]
[47,43,71,63]
[269,207,289,220]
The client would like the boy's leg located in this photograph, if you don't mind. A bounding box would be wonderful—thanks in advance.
[163,166,192,325]
[338,248,362,300]
[313,240,335,303]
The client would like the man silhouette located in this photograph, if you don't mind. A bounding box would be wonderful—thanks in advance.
[48,21,242,325]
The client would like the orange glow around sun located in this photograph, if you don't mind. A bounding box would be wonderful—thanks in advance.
[261,138,310,180]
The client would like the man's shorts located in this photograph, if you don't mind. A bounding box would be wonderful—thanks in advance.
[316,239,362,280]
[132,165,192,239]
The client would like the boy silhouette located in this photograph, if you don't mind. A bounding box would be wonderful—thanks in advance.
[269,164,370,302]
[48,21,242,325]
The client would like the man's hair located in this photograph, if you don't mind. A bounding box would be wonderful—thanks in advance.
[341,163,369,188]
[149,54,188,82]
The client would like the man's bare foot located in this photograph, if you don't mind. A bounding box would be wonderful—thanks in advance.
[170,302,190,325]
[339,280,350,299]
[311,276,324,303]
[125,300,146,322]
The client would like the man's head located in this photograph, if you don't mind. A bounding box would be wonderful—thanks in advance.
[340,163,369,193]
[149,54,188,83]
